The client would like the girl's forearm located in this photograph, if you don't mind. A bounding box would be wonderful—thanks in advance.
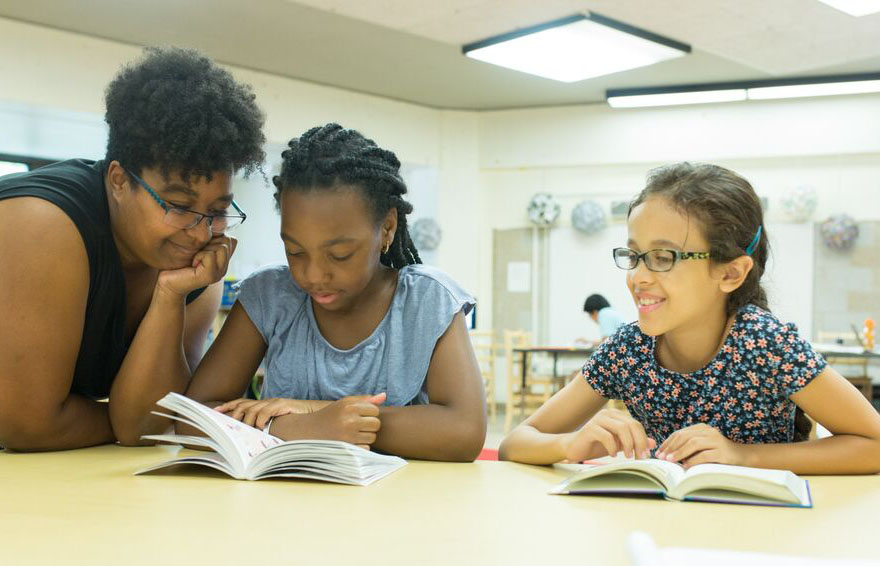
[372,404,486,462]
[742,434,880,474]
[498,425,573,465]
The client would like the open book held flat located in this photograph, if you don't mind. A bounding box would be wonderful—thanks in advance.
[550,458,811,507]
[136,392,406,486]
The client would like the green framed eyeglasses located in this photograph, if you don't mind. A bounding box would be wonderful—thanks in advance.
[613,247,711,272]
[126,169,246,233]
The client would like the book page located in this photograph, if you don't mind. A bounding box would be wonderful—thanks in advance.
[251,440,407,485]
[675,464,807,505]
[156,393,283,473]
[682,463,791,484]
[551,458,686,494]
[142,395,407,485]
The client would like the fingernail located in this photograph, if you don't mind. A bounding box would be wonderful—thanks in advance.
[641,450,650,459]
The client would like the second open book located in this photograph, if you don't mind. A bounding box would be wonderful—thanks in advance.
[136,392,406,486]
[551,458,811,507]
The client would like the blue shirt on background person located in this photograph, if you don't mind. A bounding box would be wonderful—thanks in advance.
[584,293,627,340]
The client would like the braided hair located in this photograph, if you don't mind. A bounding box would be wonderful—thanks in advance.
[272,123,421,269]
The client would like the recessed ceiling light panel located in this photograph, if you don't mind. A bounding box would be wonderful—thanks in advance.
[816,0,880,17]
[463,13,690,83]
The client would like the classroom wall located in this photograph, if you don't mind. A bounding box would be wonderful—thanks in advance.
[3,15,879,352]
[0,17,483,293]
[476,97,880,341]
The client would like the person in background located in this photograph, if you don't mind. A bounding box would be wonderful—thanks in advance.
[0,47,266,451]
[582,293,627,343]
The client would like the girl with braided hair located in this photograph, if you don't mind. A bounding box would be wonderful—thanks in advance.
[502,162,880,474]
[186,124,487,461]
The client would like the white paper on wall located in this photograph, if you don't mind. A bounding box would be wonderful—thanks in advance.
[507,261,531,293]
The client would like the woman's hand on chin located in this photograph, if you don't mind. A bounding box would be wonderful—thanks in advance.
[156,235,237,298]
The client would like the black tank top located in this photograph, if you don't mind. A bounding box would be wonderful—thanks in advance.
[0,159,205,399]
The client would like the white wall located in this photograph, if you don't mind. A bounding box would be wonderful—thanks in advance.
[0,17,483,294]
[476,97,880,339]
[3,15,879,346]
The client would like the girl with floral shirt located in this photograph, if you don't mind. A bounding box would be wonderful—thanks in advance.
[500,163,880,474]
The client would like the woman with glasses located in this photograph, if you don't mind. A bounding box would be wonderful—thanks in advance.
[500,163,880,475]
[0,47,265,451]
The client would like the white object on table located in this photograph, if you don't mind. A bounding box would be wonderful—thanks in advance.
[627,532,880,566]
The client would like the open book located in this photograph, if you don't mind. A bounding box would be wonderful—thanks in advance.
[136,392,406,486]
[550,458,811,507]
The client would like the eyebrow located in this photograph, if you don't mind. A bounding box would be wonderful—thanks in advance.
[627,238,683,249]
[281,234,357,247]
[160,184,199,199]
[161,184,234,205]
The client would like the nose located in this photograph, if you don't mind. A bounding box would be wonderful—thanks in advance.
[185,216,213,246]
[630,256,655,286]
[302,256,330,287]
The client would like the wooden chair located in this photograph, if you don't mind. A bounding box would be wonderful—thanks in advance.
[469,329,497,422]
[502,330,560,433]
[817,331,873,401]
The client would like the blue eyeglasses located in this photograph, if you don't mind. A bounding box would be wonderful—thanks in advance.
[126,169,246,233]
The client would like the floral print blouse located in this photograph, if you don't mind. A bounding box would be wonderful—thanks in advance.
[583,304,826,445]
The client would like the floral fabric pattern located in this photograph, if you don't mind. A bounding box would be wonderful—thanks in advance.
[583,304,826,445]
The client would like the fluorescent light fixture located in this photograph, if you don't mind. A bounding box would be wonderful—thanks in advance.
[608,89,746,108]
[748,79,880,100]
[462,13,690,83]
[607,73,880,108]
[816,0,880,16]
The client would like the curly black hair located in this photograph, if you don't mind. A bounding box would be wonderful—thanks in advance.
[104,46,265,181]
[273,123,421,269]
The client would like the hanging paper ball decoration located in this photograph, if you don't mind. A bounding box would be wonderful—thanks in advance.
[820,214,859,251]
[410,217,442,251]
[527,193,561,227]
[571,200,606,234]
[781,185,817,222]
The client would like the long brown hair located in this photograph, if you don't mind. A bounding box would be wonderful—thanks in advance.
[630,162,811,441]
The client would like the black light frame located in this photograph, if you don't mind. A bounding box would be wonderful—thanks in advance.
[462,12,691,57]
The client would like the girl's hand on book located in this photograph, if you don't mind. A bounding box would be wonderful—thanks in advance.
[215,398,326,430]
[655,424,745,468]
[313,393,386,449]
[562,409,656,461]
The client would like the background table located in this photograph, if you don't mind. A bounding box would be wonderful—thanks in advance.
[513,346,595,417]
[2,445,880,565]
[813,343,880,402]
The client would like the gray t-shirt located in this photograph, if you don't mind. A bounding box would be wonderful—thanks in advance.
[237,263,475,406]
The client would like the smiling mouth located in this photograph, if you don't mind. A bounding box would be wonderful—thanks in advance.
[636,296,666,313]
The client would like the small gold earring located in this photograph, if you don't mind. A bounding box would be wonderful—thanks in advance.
[383,241,390,254]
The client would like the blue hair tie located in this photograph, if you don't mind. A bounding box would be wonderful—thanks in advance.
[745,225,762,256]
